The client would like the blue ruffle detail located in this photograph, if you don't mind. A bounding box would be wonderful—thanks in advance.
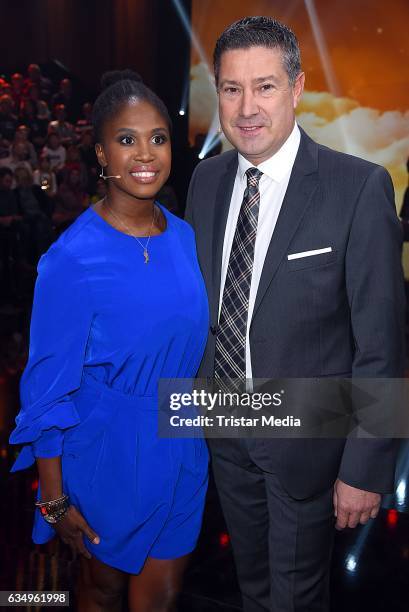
[9,398,81,472]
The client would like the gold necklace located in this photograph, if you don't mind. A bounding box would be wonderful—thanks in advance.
[103,197,156,264]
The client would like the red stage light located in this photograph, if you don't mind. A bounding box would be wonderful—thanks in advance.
[387,509,398,527]
[219,532,230,548]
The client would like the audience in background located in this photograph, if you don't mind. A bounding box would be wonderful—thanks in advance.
[60,143,87,188]
[0,94,18,141]
[13,125,37,167]
[2,142,33,175]
[48,103,76,145]
[75,101,93,137]
[20,98,48,149]
[54,166,88,229]
[41,133,66,171]
[13,166,53,264]
[33,153,57,197]
[51,78,80,122]
[25,63,52,101]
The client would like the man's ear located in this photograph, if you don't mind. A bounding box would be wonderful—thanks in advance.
[293,72,305,109]
[95,142,107,168]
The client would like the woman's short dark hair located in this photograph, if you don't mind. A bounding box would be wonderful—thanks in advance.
[92,70,172,142]
[213,16,301,87]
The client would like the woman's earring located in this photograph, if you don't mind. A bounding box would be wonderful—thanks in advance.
[99,166,106,179]
[217,126,222,135]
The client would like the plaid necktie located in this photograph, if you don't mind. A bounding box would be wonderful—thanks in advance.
[214,167,263,381]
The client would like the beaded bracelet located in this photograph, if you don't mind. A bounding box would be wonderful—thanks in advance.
[35,494,70,524]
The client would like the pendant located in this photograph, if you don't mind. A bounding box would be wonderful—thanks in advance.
[143,249,149,264]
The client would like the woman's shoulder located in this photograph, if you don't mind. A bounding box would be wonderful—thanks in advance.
[43,208,97,263]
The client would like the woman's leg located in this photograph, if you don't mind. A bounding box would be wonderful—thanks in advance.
[128,554,190,612]
[77,554,128,612]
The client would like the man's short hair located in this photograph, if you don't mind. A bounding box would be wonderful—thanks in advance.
[213,16,301,87]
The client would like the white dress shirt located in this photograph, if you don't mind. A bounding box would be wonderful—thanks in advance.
[218,122,301,379]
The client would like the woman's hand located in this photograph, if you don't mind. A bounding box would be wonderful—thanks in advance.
[54,505,100,559]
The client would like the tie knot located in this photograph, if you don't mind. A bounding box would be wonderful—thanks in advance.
[245,167,262,187]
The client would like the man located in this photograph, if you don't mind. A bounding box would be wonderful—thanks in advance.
[185,16,405,612]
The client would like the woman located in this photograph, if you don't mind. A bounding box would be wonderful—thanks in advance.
[9,70,209,611]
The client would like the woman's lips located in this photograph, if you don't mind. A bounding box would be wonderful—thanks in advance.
[129,170,159,184]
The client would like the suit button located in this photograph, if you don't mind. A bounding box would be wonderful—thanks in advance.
[210,325,218,335]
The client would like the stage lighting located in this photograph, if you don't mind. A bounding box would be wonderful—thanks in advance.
[396,479,406,506]
[387,509,399,527]
[345,554,357,573]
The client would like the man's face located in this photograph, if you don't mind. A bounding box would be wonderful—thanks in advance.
[217,46,304,165]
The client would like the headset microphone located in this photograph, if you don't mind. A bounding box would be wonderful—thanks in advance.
[99,168,121,180]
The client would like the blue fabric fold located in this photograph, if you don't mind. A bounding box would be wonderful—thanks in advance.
[9,398,81,471]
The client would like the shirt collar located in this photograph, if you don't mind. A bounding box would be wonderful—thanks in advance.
[237,122,301,184]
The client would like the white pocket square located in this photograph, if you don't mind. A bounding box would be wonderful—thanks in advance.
[287,247,332,261]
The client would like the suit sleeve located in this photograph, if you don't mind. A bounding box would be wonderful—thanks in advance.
[338,165,406,493]
[9,246,93,472]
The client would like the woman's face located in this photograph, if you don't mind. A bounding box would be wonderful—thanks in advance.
[96,99,171,202]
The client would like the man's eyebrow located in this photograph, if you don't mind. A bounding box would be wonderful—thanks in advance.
[218,79,242,88]
[219,75,279,87]
[253,75,279,84]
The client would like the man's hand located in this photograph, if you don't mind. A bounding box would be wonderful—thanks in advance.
[333,479,381,530]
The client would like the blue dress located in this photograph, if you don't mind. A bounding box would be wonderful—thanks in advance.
[9,204,209,573]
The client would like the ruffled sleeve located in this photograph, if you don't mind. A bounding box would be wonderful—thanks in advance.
[9,244,93,472]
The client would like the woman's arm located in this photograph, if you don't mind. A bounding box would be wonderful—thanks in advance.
[36,456,63,501]
[36,456,99,558]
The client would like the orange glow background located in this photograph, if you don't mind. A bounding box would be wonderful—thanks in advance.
[191,0,408,111]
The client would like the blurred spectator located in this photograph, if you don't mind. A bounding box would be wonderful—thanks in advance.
[78,129,98,192]
[13,125,37,167]
[0,167,20,222]
[75,102,93,137]
[26,83,52,126]
[0,167,23,294]
[0,142,33,174]
[0,94,18,141]
[37,99,51,121]
[42,133,66,171]
[0,137,11,163]
[89,178,107,205]
[59,144,87,188]
[24,63,52,101]
[55,165,88,224]
[19,98,48,149]
[48,103,75,145]
[51,78,80,122]
[10,73,25,111]
[13,166,53,264]
[33,153,57,197]
[0,77,8,95]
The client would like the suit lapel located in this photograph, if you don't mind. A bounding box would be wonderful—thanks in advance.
[251,130,319,322]
[210,153,238,325]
